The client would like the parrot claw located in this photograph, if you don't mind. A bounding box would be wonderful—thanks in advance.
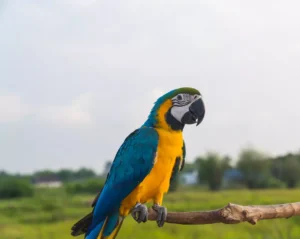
[152,204,167,227]
[131,203,148,223]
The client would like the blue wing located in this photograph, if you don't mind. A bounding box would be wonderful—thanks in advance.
[89,126,159,229]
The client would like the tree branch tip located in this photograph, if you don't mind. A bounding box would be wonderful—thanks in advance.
[145,201,300,226]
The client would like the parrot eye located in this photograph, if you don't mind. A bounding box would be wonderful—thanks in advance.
[194,95,198,99]
[177,94,183,101]
[172,93,191,106]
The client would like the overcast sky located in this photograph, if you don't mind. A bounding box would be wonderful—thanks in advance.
[1,0,300,174]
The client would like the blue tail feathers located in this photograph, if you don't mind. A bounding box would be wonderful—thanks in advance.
[85,220,105,239]
[85,212,123,239]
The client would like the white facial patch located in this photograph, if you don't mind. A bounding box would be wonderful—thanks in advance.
[170,102,193,123]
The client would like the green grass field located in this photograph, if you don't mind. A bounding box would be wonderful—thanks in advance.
[1,188,300,239]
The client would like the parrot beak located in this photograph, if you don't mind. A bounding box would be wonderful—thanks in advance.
[181,98,205,126]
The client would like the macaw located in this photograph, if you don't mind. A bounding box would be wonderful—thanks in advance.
[71,87,205,239]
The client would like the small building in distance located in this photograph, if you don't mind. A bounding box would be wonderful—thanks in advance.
[32,175,62,188]
[180,170,198,185]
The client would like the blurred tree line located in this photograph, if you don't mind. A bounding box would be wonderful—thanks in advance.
[1,149,300,199]
[177,148,300,191]
[0,166,106,199]
[32,167,97,182]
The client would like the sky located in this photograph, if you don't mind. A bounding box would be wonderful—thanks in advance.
[1,0,300,174]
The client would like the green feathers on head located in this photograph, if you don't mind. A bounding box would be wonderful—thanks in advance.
[170,87,201,98]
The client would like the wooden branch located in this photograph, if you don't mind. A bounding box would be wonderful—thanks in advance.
[147,202,300,225]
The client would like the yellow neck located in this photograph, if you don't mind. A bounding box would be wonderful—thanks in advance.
[155,99,181,132]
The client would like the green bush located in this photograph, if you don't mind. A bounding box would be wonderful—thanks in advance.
[0,178,34,199]
[264,177,286,189]
[236,148,271,189]
[242,176,285,189]
[65,178,105,194]
[197,152,231,191]
[271,155,300,188]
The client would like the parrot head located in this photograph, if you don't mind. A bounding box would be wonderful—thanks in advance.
[144,87,205,131]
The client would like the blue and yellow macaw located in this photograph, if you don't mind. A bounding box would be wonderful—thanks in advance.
[71,87,205,239]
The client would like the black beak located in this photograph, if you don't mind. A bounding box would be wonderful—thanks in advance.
[181,98,205,126]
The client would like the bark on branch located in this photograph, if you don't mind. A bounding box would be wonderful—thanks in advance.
[147,202,300,225]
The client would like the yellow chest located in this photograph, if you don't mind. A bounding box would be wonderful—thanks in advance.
[138,128,183,200]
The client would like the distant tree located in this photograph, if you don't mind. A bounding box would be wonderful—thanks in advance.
[0,170,8,177]
[271,154,300,188]
[57,169,74,182]
[197,152,231,191]
[0,178,34,199]
[236,148,271,189]
[65,178,105,195]
[75,167,97,179]
[34,170,57,178]
[32,168,97,183]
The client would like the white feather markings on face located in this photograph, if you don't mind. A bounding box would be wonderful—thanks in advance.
[170,94,201,123]
[170,103,191,123]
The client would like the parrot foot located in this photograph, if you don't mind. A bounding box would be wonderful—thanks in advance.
[131,203,148,223]
[152,204,167,227]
